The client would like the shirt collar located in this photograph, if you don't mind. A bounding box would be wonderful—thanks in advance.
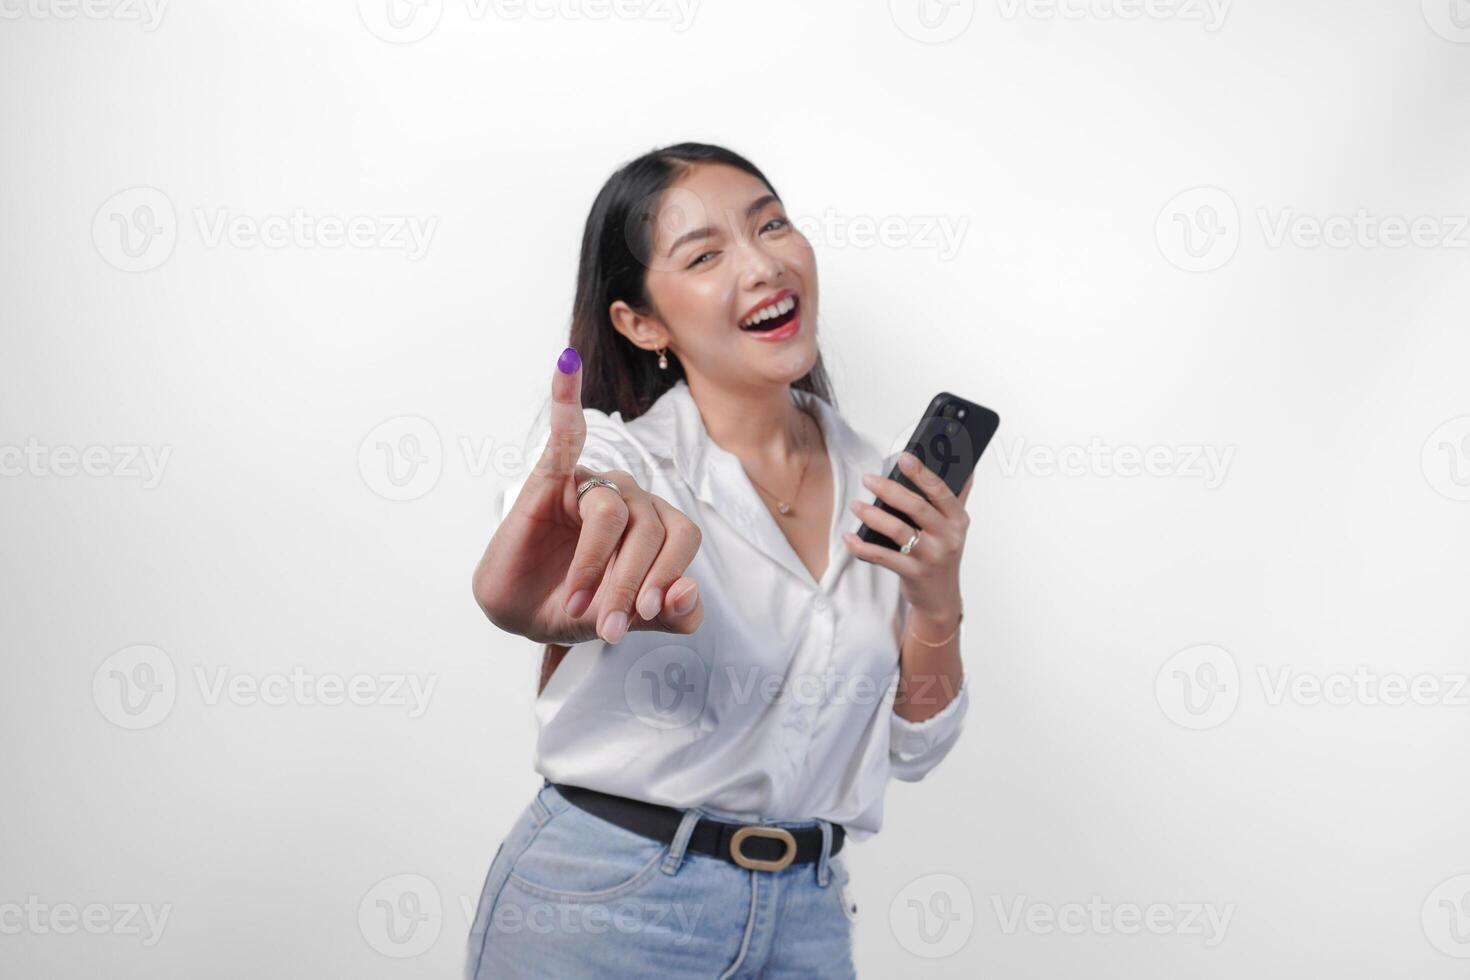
[629,378,859,591]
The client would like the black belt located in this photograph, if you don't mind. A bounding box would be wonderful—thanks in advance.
[551,782,844,872]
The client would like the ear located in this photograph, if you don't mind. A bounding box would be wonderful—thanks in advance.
[609,300,669,354]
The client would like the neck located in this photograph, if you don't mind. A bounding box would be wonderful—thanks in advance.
[683,375,810,466]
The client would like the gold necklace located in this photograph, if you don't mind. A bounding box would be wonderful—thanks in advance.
[744,409,816,517]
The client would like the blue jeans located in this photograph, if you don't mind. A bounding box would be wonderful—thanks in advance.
[466,780,858,979]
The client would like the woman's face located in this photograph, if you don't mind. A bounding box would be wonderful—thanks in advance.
[619,162,820,389]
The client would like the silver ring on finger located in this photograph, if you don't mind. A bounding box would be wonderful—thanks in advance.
[900,530,921,555]
[576,477,621,505]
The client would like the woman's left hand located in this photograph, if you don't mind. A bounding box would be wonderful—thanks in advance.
[842,451,974,618]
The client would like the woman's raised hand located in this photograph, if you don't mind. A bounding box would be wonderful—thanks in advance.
[472,348,704,646]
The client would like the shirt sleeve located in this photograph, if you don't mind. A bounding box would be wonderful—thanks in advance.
[889,674,970,782]
[887,594,971,782]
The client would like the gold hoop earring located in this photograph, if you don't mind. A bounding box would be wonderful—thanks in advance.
[657,347,669,370]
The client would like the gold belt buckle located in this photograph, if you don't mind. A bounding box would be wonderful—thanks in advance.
[729,826,798,871]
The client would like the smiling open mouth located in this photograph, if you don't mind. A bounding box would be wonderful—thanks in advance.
[739,295,799,332]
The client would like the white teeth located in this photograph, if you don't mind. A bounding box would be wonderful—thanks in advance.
[740,296,796,329]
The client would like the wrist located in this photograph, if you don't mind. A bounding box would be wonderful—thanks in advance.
[906,601,963,645]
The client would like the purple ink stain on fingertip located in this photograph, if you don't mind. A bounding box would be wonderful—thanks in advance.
[557,346,581,374]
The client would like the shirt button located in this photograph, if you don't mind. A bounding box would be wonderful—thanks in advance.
[814,596,829,611]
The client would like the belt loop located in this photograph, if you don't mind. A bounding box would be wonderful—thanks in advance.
[816,819,834,887]
[660,806,703,876]
[531,784,554,825]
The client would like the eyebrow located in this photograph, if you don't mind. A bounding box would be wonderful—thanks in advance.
[663,193,780,258]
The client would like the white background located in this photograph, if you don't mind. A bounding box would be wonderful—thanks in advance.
[3,0,1470,976]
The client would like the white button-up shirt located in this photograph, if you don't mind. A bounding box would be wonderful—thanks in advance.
[497,378,970,841]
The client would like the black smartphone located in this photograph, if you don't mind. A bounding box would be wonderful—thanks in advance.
[856,392,1001,550]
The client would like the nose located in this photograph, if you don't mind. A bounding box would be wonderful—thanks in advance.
[737,235,784,290]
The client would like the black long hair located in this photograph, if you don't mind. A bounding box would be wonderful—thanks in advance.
[567,141,838,422]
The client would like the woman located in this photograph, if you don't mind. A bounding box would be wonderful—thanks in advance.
[468,142,975,979]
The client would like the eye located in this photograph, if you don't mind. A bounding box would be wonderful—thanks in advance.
[761,217,790,234]
[687,250,718,269]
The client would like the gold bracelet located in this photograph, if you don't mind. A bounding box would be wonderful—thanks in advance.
[906,607,964,647]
